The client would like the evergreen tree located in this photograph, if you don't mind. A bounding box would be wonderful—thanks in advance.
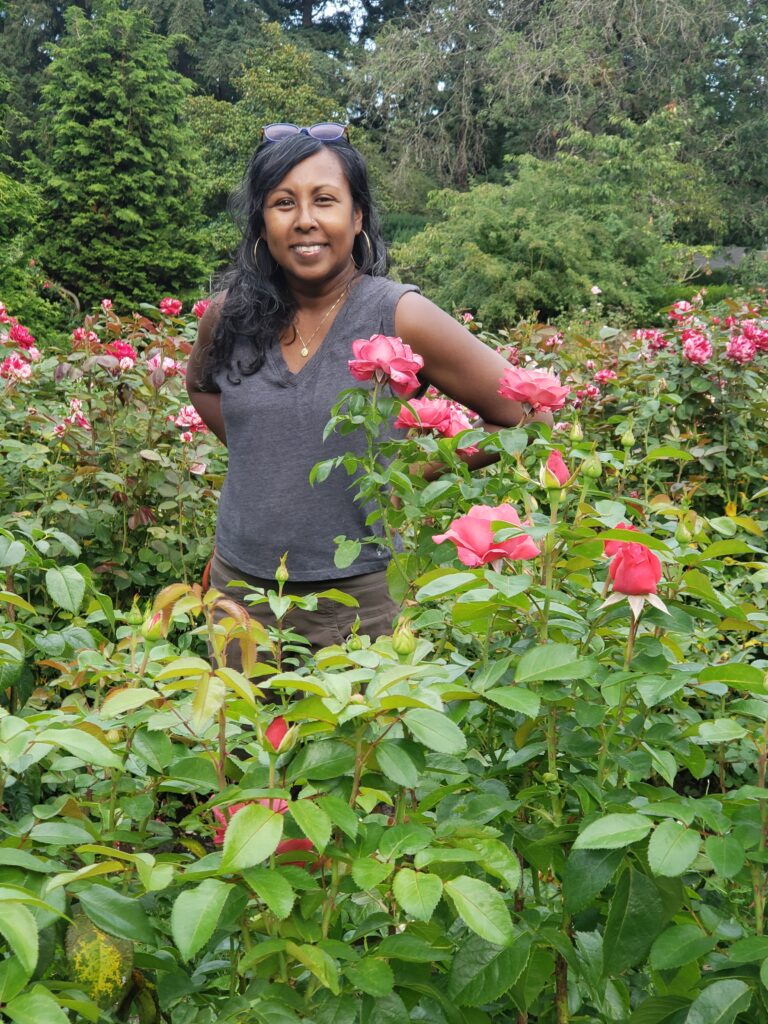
[31,1,206,310]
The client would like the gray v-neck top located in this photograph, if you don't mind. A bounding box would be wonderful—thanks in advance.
[214,275,419,580]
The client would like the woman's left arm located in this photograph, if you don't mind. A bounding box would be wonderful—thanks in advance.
[395,292,552,470]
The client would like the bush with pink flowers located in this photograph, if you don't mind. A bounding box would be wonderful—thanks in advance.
[2,290,768,1024]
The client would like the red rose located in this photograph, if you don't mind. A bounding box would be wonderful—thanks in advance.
[545,450,569,486]
[609,542,662,595]
[603,523,639,556]
[265,715,288,751]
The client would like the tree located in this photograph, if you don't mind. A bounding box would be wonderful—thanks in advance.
[31,1,206,310]
[393,113,723,324]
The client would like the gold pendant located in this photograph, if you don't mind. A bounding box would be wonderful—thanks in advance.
[300,344,309,357]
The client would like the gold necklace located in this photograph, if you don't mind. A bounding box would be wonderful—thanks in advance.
[293,284,350,358]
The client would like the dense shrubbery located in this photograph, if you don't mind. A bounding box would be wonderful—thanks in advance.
[2,290,768,1023]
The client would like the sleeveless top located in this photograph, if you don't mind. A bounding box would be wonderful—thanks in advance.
[213,275,420,580]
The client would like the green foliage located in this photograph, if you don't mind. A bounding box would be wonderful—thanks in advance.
[394,114,723,324]
[30,1,207,310]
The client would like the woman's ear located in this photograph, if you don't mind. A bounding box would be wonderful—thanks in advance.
[353,207,363,234]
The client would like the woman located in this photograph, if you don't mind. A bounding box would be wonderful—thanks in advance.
[186,123,537,655]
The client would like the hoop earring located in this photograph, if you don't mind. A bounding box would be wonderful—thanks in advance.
[253,238,263,262]
[362,230,373,263]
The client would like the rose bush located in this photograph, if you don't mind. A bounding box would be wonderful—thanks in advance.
[2,292,768,1024]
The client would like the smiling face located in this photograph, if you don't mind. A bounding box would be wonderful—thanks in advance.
[261,148,363,292]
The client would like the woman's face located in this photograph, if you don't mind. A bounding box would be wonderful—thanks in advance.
[261,149,362,290]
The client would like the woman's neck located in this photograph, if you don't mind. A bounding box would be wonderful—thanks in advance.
[287,265,359,311]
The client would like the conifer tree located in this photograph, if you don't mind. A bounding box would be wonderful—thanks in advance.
[32,1,206,309]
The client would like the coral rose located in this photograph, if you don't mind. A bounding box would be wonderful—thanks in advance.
[159,296,183,316]
[498,366,570,412]
[265,715,288,752]
[544,450,569,486]
[609,542,662,595]
[603,522,639,556]
[433,503,540,567]
[349,334,424,397]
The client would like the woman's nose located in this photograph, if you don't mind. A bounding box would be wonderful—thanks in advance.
[294,201,317,230]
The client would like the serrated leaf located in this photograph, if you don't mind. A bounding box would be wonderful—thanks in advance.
[563,848,624,913]
[4,985,69,1024]
[485,685,540,717]
[171,879,231,960]
[603,867,665,975]
[444,875,513,946]
[352,858,393,889]
[698,662,766,693]
[45,566,85,613]
[290,800,331,852]
[574,814,652,850]
[100,688,158,717]
[648,820,700,877]
[447,933,532,1007]
[285,941,339,994]
[242,868,295,919]
[704,836,745,879]
[403,709,466,753]
[77,886,156,944]
[317,795,358,839]
[345,957,393,997]
[0,902,38,974]
[375,741,419,787]
[686,980,751,1024]
[392,869,442,921]
[220,804,284,872]
[649,925,716,970]
[515,643,596,682]
[190,671,226,731]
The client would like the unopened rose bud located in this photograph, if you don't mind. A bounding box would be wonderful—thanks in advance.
[512,463,531,484]
[106,728,123,744]
[582,453,603,479]
[569,421,584,442]
[539,464,564,492]
[392,618,417,657]
[620,428,635,448]
[140,610,166,641]
[125,598,143,626]
[275,554,289,585]
[675,521,693,544]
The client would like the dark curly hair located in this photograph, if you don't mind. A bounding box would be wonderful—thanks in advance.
[204,134,388,387]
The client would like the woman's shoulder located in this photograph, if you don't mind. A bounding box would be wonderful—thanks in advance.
[354,275,420,305]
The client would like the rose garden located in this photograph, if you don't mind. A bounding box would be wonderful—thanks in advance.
[0,286,767,1024]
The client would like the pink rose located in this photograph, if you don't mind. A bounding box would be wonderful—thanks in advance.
[105,341,138,367]
[159,297,183,316]
[433,503,540,567]
[636,328,669,352]
[681,331,713,365]
[498,366,570,412]
[603,523,639,556]
[192,299,211,319]
[594,368,617,383]
[544,450,569,486]
[101,298,113,311]
[668,300,694,322]
[609,542,662,595]
[395,397,452,432]
[173,404,207,433]
[349,334,424,397]
[0,353,32,381]
[726,334,756,363]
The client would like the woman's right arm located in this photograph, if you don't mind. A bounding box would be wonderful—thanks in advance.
[186,295,227,445]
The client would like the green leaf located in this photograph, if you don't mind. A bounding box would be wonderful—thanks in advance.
[627,996,691,1024]
[415,571,477,600]
[0,957,29,1004]
[696,540,754,560]
[447,933,532,1007]
[190,671,226,732]
[334,538,362,570]
[563,848,624,913]
[471,837,522,891]
[686,980,751,1024]
[290,800,331,852]
[574,814,652,850]
[286,740,355,782]
[376,933,451,962]
[485,685,540,718]
[592,529,670,554]
[650,925,717,970]
[4,985,69,1024]
[704,836,745,879]
[698,662,766,693]
[698,719,747,743]
[648,820,700,877]
[220,803,284,872]
[444,875,513,946]
[285,940,339,994]
[345,957,393,997]
[727,936,768,963]
[171,879,232,960]
[0,902,38,974]
[392,869,442,921]
[37,727,122,768]
[642,446,693,462]
[100,687,158,716]
[77,885,156,944]
[403,709,467,754]
[45,566,85,614]
[375,741,419,788]
[603,867,665,975]
[367,991,410,1024]
[515,643,596,682]
[352,858,393,890]
[242,868,295,919]
[317,795,358,839]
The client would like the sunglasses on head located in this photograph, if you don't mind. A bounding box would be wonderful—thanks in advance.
[261,122,349,143]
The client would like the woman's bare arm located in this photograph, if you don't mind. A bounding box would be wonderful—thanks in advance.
[186,295,227,445]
